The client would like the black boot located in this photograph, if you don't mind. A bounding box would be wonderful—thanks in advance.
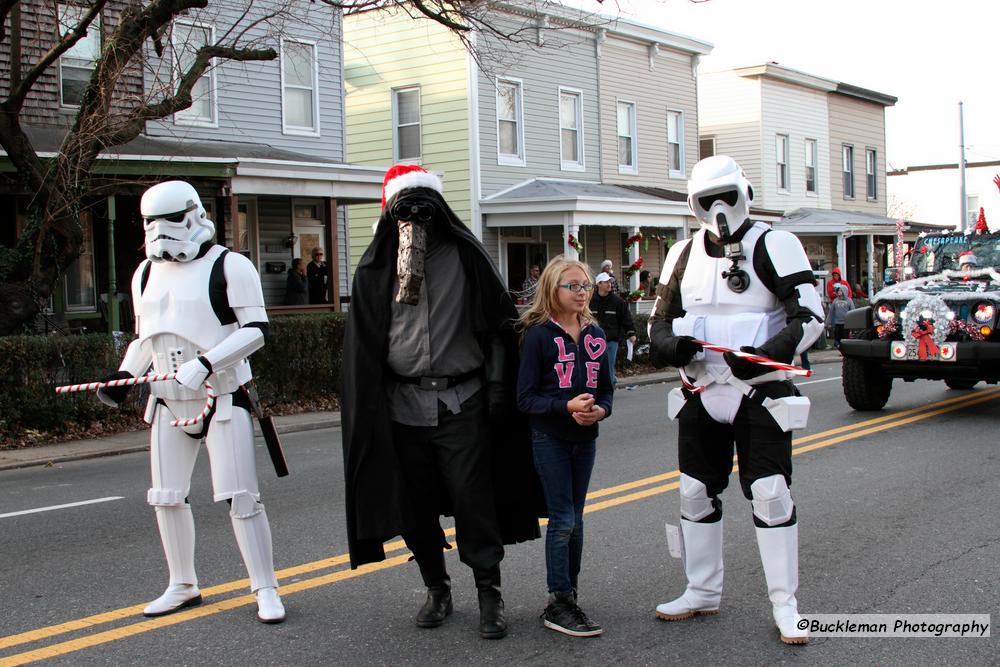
[414,550,452,629]
[474,567,507,639]
[416,583,452,628]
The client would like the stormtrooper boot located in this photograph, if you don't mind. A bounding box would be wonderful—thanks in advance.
[755,524,808,644]
[144,505,202,617]
[230,497,285,624]
[655,518,723,621]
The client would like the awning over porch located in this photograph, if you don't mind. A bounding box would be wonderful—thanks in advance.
[480,178,692,229]
[778,207,899,235]
[6,126,386,202]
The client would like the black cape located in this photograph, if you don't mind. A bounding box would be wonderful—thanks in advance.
[341,189,543,568]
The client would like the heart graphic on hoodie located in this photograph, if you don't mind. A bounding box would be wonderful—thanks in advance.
[584,334,607,360]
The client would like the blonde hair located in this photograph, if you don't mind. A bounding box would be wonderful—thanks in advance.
[517,255,596,336]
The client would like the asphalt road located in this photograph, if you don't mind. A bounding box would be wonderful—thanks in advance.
[1,363,997,666]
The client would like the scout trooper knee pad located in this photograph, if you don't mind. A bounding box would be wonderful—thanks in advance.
[148,487,189,507]
[750,475,794,526]
[679,474,719,522]
[229,491,264,519]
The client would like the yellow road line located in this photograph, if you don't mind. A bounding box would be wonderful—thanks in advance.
[2,388,997,663]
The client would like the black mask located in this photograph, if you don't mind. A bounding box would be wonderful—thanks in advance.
[391,198,438,224]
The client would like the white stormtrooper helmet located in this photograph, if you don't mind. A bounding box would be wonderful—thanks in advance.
[687,155,754,242]
[141,180,214,262]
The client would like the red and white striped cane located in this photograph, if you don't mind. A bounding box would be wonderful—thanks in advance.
[678,339,811,393]
[56,373,216,428]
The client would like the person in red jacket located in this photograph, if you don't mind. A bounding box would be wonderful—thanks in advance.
[826,268,853,301]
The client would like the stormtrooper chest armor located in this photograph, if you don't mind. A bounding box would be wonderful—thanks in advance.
[673,224,786,367]
[137,245,249,399]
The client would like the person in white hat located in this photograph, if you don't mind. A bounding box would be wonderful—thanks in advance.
[589,271,636,386]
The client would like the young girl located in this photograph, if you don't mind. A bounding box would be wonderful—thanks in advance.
[516,257,614,637]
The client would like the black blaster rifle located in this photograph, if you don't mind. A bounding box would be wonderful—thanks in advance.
[242,381,289,477]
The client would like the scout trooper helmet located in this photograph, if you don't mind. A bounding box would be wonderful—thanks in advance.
[687,155,754,242]
[141,180,214,262]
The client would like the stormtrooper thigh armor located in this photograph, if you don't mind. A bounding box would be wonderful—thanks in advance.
[144,397,280,620]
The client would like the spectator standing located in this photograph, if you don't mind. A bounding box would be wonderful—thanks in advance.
[307,247,328,304]
[826,267,853,301]
[826,286,854,348]
[590,272,636,386]
[284,258,308,305]
[599,259,620,294]
[521,264,541,302]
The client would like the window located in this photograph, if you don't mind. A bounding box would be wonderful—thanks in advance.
[842,145,855,198]
[667,110,684,177]
[805,139,817,194]
[65,214,96,312]
[699,137,715,160]
[776,134,790,191]
[559,88,584,170]
[497,79,524,165]
[617,100,637,174]
[866,148,878,200]
[967,194,980,229]
[393,87,421,162]
[172,22,216,125]
[281,40,319,135]
[58,4,101,107]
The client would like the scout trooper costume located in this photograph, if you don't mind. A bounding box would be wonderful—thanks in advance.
[98,181,284,623]
[648,156,823,644]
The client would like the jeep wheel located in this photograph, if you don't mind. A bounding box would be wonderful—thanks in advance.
[944,378,978,390]
[842,357,892,410]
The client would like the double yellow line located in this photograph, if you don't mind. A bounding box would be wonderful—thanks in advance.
[2,386,998,665]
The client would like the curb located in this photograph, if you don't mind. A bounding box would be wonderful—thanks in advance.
[0,355,841,472]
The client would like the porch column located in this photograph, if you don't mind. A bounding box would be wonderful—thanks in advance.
[866,234,875,297]
[106,195,119,332]
[564,216,579,262]
[628,225,640,293]
[228,194,240,252]
[836,234,847,277]
[324,197,341,311]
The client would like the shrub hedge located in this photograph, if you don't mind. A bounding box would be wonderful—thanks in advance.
[3,310,658,442]
[0,313,347,443]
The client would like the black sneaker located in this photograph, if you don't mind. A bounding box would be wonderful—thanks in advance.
[541,594,603,637]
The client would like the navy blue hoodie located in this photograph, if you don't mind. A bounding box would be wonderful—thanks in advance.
[517,320,614,442]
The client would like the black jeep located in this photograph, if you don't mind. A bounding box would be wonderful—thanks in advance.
[840,230,1000,410]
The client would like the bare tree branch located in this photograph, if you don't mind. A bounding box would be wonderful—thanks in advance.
[6,0,111,111]
[103,44,276,146]
[0,0,19,42]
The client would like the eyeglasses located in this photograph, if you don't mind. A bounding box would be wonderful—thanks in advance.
[392,201,437,222]
[558,283,595,293]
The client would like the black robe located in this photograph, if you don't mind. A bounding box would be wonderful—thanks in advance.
[341,189,543,568]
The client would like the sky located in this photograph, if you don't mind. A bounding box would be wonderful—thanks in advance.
[569,0,1000,170]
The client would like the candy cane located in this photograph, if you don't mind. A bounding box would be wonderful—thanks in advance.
[678,340,811,393]
[56,373,215,428]
[55,372,177,395]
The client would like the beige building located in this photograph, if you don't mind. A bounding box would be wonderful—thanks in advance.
[699,63,897,298]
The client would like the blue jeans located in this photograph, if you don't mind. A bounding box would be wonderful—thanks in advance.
[531,431,597,594]
[607,340,619,386]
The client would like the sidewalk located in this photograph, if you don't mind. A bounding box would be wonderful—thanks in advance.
[0,350,842,471]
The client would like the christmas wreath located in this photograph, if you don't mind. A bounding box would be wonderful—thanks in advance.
[567,233,583,254]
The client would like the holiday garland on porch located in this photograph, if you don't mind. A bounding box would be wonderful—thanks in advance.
[567,233,583,254]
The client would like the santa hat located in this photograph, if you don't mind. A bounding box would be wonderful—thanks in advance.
[959,251,978,266]
[381,164,443,209]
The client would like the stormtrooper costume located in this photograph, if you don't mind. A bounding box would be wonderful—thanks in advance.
[98,181,285,623]
[648,156,823,644]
